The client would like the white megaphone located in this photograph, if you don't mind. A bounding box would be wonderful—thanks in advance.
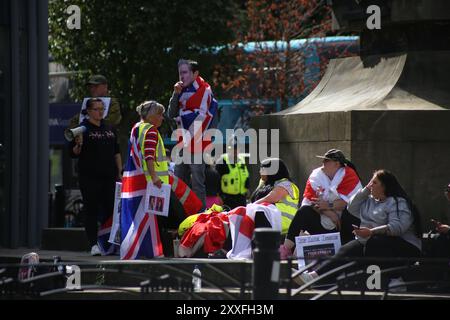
[64,126,87,141]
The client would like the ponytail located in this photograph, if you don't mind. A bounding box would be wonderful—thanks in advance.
[374,169,423,238]
[342,159,362,180]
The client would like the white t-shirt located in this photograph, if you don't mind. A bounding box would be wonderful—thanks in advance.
[274,180,295,199]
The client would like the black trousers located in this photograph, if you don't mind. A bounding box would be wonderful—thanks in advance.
[157,191,186,256]
[427,233,450,259]
[286,206,361,245]
[315,235,421,281]
[79,174,116,246]
[250,211,277,250]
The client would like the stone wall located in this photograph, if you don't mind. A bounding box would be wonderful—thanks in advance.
[250,110,450,226]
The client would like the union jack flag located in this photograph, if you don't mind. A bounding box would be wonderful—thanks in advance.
[177,76,218,153]
[120,122,164,259]
[97,216,118,255]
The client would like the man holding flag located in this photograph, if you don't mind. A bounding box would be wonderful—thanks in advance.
[168,59,218,211]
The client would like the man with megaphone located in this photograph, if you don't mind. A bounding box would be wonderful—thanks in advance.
[69,98,122,256]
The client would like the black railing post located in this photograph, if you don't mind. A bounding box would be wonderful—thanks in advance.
[240,263,246,299]
[252,227,281,300]
[287,256,292,299]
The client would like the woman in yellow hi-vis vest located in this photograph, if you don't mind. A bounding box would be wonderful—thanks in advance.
[134,100,184,255]
[135,101,169,186]
[251,158,300,236]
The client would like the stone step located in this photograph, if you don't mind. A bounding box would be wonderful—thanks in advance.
[35,286,450,300]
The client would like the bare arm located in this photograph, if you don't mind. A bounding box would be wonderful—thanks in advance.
[146,159,162,188]
[354,225,390,238]
[437,224,450,234]
[254,186,288,204]
[70,135,83,157]
[332,199,347,212]
[313,198,347,212]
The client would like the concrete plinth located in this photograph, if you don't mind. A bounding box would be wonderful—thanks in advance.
[251,109,450,224]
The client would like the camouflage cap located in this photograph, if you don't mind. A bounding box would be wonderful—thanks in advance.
[86,74,107,85]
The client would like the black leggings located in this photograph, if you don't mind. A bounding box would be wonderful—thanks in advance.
[157,191,187,256]
[286,206,360,245]
[315,235,421,278]
[250,211,280,250]
[79,175,116,246]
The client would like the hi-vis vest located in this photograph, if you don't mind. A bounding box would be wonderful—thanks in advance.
[220,153,249,196]
[274,179,300,235]
[178,204,224,238]
[138,122,169,184]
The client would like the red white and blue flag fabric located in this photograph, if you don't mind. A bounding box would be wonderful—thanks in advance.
[97,216,118,255]
[120,122,164,259]
[176,76,218,153]
[226,203,282,260]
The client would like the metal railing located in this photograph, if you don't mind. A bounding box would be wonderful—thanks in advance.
[2,229,450,300]
[0,260,252,300]
[285,255,450,300]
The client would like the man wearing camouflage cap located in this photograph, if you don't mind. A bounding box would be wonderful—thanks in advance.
[68,74,122,129]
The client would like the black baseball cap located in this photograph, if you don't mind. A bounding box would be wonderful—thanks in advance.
[86,74,107,85]
[316,149,346,163]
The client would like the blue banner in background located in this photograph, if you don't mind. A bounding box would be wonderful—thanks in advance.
[49,103,81,145]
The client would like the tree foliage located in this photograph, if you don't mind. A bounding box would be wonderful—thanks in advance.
[214,0,335,112]
[49,0,240,111]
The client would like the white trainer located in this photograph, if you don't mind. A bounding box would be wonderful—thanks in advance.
[90,244,101,256]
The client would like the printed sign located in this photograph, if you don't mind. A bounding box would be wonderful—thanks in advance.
[109,182,122,245]
[295,232,341,267]
[144,183,171,217]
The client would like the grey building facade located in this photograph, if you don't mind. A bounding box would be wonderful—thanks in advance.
[0,0,49,248]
